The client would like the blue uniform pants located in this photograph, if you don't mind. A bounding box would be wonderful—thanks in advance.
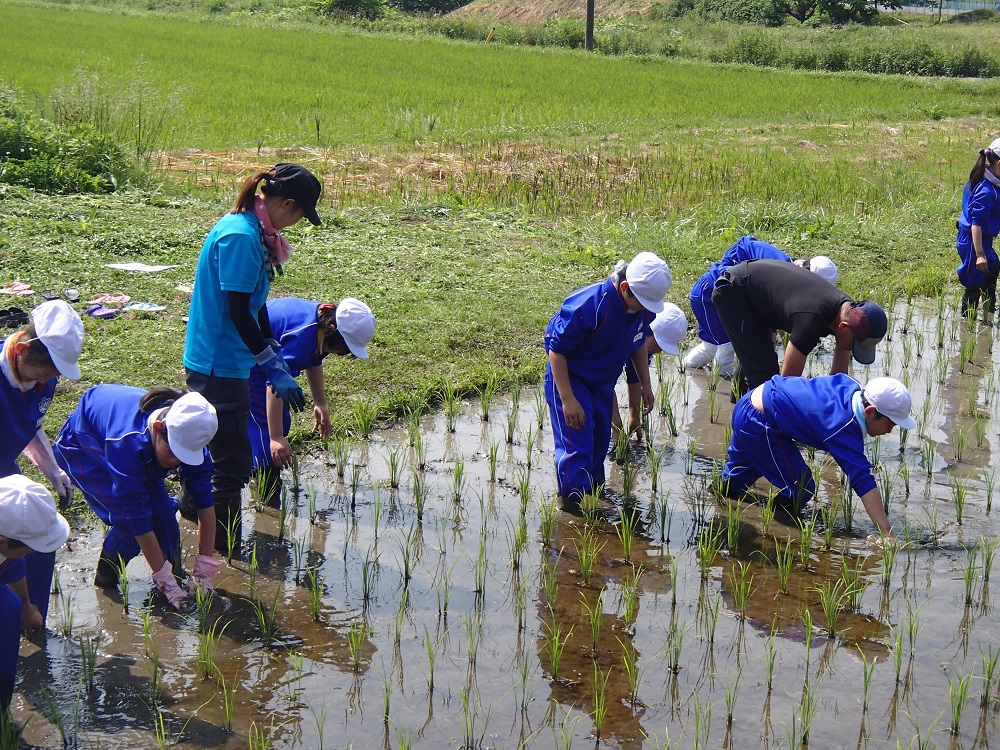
[690,272,729,346]
[100,495,181,569]
[0,585,21,711]
[722,394,815,507]
[545,373,612,501]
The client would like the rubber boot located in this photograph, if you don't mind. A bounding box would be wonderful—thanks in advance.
[714,342,736,380]
[94,552,125,589]
[214,495,243,558]
[682,341,717,370]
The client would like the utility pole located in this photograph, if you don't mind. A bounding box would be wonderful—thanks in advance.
[585,0,594,50]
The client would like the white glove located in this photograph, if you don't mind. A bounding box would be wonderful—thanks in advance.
[46,469,74,509]
[187,555,222,592]
[152,561,188,609]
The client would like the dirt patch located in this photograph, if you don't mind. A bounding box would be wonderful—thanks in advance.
[449,0,651,22]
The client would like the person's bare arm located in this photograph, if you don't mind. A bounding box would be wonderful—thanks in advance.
[548,351,585,430]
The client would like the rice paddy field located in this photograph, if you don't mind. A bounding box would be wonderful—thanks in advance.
[4,1,1000,747]
[15,295,1000,750]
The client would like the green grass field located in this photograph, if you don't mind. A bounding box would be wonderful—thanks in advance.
[0,0,990,436]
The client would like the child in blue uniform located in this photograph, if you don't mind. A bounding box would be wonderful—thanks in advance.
[184,163,321,552]
[545,252,672,511]
[957,137,1000,320]
[611,302,687,444]
[53,386,220,609]
[722,374,915,535]
[0,475,70,712]
[248,297,375,506]
[0,301,84,625]
[684,236,838,376]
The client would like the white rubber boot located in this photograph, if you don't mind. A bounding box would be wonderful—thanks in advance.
[715,342,736,379]
[683,341,717,369]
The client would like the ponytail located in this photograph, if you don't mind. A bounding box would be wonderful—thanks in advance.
[138,386,186,414]
[970,148,1000,190]
[231,170,272,215]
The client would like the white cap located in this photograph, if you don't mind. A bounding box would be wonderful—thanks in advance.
[863,377,916,430]
[625,252,672,313]
[31,300,84,380]
[809,256,838,285]
[336,298,376,360]
[988,137,1000,155]
[650,303,687,356]
[163,392,218,466]
[0,474,70,553]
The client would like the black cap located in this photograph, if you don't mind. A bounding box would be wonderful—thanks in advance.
[269,163,323,226]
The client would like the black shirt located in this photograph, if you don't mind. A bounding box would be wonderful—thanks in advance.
[730,259,850,355]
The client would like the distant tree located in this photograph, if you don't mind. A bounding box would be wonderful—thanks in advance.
[817,0,899,23]
[387,0,473,11]
[780,0,819,22]
[310,0,386,18]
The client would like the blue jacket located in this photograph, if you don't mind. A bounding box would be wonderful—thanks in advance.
[957,179,1000,287]
[53,385,213,538]
[254,298,325,380]
[0,338,57,478]
[761,374,877,497]
[544,276,653,392]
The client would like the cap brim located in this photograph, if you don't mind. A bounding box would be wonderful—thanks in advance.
[632,292,664,314]
[892,414,917,430]
[652,333,679,356]
[50,353,81,380]
[852,339,879,366]
[304,205,322,226]
[169,441,206,466]
[345,339,369,359]
[33,513,70,553]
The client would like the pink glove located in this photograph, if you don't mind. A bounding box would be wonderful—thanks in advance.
[152,561,188,609]
[189,555,222,591]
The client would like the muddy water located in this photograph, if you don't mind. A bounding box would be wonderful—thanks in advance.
[14,298,1000,749]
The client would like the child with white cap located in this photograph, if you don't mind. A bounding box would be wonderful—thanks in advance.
[52,385,220,609]
[684,236,838,377]
[0,300,84,625]
[545,252,671,513]
[956,137,1000,320]
[721,374,916,536]
[0,475,70,712]
[611,302,688,445]
[243,297,375,507]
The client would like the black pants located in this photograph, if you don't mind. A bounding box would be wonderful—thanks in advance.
[961,267,1000,319]
[185,369,251,553]
[711,268,779,396]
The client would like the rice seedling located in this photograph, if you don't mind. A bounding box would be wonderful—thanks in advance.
[904,599,924,656]
[544,620,573,680]
[349,461,366,510]
[42,686,80,750]
[952,425,968,463]
[725,666,743,728]
[504,517,528,572]
[580,591,603,653]
[798,516,816,570]
[841,554,869,611]
[251,583,282,646]
[512,576,528,632]
[657,494,673,544]
[79,632,100,691]
[684,433,701,475]
[411,471,428,522]
[385,445,405,490]
[696,525,724,581]
[486,440,500,483]
[505,404,518,444]
[197,617,228,681]
[758,490,777,535]
[435,565,453,616]
[423,626,436,692]
[798,676,821,746]
[477,373,500,422]
[289,453,301,497]
[515,468,532,516]
[149,644,163,704]
[815,579,847,637]
[819,503,837,550]
[727,561,756,621]
[330,434,350,480]
[463,612,481,666]
[952,475,968,525]
[764,624,777,690]
[591,664,611,739]
[980,535,999,583]
[665,621,688,673]
[538,496,556,548]
[960,333,977,374]
[985,470,997,514]
[116,556,130,614]
[616,635,642,706]
[306,566,324,621]
[393,587,408,646]
[460,687,490,749]
[361,545,380,611]
[699,590,721,644]
[725,500,744,556]
[449,454,467,505]
[615,507,640,565]
[191,584,214,633]
[621,454,639,499]
[979,643,999,707]
[646,442,665,493]
[620,566,643,626]
[473,542,488,596]
[963,545,979,605]
[347,618,368,672]
[59,588,75,637]
[306,483,319,524]
[247,542,259,598]
[522,427,536,469]
[574,527,604,586]
[308,702,329,750]
[411,428,427,473]
[691,690,712,750]
[892,628,905,683]
[541,552,560,611]
[442,380,461,433]
[949,671,973,734]
[533,386,546,431]
[880,533,899,588]
[248,720,279,750]
[707,381,719,424]
[140,604,153,658]
[277,486,291,540]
